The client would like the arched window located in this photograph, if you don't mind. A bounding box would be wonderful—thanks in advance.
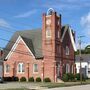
[17,63,24,73]
[5,64,10,73]
[66,64,70,73]
[66,46,69,55]
[71,65,74,74]
[46,28,51,39]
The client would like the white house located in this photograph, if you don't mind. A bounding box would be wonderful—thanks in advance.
[75,54,90,78]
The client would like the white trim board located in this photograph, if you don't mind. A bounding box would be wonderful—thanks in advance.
[61,26,77,51]
[5,36,35,60]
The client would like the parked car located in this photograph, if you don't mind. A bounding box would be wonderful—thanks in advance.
[0,77,3,83]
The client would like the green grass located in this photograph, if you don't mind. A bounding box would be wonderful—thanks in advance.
[41,80,90,88]
[1,79,90,89]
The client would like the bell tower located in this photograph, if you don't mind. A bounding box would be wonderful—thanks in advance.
[42,8,62,82]
[42,8,62,59]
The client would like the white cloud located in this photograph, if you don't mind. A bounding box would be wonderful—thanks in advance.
[80,12,90,48]
[14,10,37,18]
[0,18,12,28]
[80,12,90,35]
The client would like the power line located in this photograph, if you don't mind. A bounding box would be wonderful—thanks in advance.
[0,24,75,60]
[0,46,74,61]
[0,36,61,54]
[0,10,75,61]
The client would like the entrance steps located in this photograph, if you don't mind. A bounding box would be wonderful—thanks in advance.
[57,78,64,83]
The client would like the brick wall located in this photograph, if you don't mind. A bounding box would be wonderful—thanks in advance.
[4,39,43,81]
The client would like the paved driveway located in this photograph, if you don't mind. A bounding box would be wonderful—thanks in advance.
[45,84,90,90]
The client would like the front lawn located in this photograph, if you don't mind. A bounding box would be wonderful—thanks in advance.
[41,80,90,88]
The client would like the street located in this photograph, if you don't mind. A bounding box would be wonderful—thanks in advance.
[45,84,90,90]
[0,82,90,90]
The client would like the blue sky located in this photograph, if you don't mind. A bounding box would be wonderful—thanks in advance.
[0,0,90,49]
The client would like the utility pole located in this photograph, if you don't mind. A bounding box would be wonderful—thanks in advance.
[78,36,84,84]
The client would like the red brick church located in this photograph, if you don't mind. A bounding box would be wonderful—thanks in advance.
[3,8,77,82]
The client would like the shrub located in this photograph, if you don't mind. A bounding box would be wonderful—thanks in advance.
[75,73,80,80]
[75,73,86,81]
[12,76,19,81]
[3,77,12,81]
[67,73,75,81]
[36,77,41,82]
[62,73,75,82]
[62,74,69,82]
[44,77,51,82]
[20,77,26,82]
[28,77,34,82]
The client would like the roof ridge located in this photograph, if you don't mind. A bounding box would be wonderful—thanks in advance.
[15,28,41,33]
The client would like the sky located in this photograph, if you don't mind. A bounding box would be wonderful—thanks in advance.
[0,0,90,49]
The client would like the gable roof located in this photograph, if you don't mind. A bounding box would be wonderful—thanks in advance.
[61,25,77,51]
[4,29,43,59]
[3,25,77,60]
[75,54,90,63]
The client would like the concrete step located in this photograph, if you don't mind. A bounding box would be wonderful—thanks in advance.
[57,78,64,83]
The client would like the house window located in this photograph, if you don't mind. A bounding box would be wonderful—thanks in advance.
[5,64,10,73]
[46,27,51,39]
[66,64,70,73]
[18,63,24,73]
[66,46,69,55]
[33,64,38,73]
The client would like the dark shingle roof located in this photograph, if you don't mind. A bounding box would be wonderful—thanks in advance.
[4,29,43,59]
[75,54,90,63]
[3,25,73,60]
[61,25,70,37]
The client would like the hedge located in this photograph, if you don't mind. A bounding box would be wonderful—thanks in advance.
[20,77,26,82]
[44,77,51,82]
[36,77,41,82]
[28,77,34,82]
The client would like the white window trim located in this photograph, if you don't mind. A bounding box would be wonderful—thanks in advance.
[33,64,38,74]
[66,64,70,73]
[60,26,77,51]
[66,46,69,55]
[17,63,25,74]
[5,64,10,74]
